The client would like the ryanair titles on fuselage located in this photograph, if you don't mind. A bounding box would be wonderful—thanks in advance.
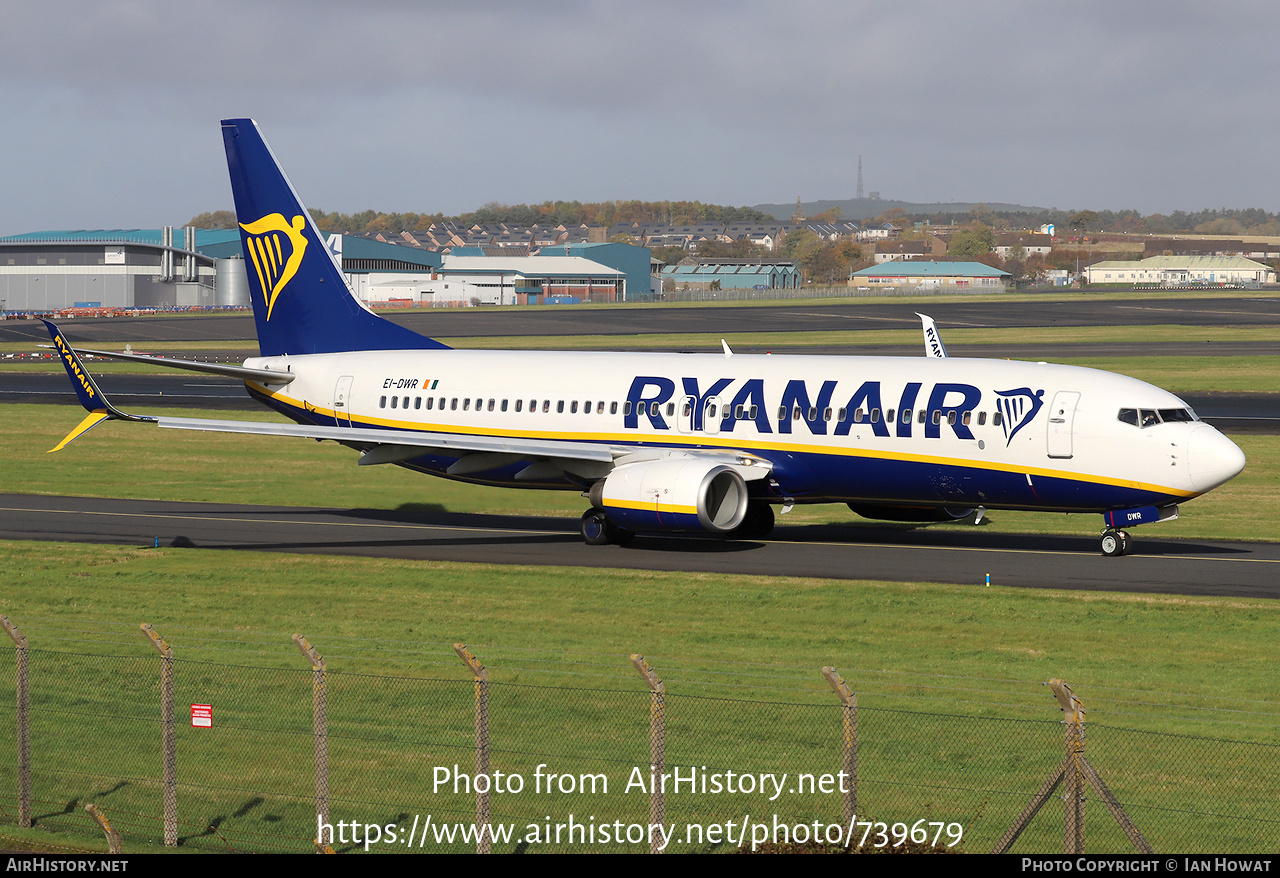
[622,375,1042,445]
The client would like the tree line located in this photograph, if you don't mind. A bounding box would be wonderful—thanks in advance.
[187,200,774,235]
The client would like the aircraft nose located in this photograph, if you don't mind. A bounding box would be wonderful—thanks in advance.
[1186,425,1246,494]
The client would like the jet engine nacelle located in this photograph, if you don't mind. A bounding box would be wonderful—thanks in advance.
[590,458,749,534]
[848,503,974,523]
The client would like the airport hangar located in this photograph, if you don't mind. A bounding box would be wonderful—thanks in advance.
[0,229,655,312]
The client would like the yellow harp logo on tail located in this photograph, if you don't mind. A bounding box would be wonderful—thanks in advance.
[240,213,308,320]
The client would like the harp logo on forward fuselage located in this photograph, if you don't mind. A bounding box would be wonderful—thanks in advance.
[995,387,1045,446]
[240,213,309,320]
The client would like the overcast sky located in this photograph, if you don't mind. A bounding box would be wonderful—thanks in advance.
[3,0,1278,235]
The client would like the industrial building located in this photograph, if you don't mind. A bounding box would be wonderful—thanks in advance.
[850,261,1011,292]
[1082,255,1275,286]
[0,228,651,311]
[660,260,801,291]
[0,228,244,311]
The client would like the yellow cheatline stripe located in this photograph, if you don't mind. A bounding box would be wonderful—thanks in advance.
[48,411,111,453]
[245,384,1195,499]
[603,498,698,515]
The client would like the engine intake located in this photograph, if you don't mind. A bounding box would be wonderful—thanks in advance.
[590,459,749,533]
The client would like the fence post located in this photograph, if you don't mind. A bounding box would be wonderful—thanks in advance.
[85,804,123,854]
[140,623,176,847]
[2,616,30,829]
[994,678,1151,855]
[821,666,858,829]
[1051,679,1086,855]
[630,654,665,854]
[453,644,490,854]
[293,634,329,848]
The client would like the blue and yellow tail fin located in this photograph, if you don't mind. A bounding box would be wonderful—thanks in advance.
[221,118,450,357]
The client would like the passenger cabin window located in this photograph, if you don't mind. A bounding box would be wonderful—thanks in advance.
[610,402,618,415]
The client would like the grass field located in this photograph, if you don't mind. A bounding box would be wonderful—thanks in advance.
[2,543,1279,854]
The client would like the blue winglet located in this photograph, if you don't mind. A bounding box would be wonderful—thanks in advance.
[43,320,112,413]
[43,320,155,451]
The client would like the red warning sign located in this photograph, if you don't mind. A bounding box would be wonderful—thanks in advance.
[191,704,212,728]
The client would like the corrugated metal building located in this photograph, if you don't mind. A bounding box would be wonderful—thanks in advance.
[851,261,1011,292]
[1083,255,1275,286]
[661,261,801,291]
[0,228,442,312]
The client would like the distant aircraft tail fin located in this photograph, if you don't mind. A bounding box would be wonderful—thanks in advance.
[916,312,948,358]
[220,118,450,357]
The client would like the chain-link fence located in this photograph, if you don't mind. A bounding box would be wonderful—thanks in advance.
[1,618,1278,854]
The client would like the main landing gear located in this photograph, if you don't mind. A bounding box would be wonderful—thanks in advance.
[580,508,634,546]
[1100,528,1132,557]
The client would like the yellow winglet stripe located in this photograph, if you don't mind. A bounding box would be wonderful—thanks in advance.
[48,411,111,453]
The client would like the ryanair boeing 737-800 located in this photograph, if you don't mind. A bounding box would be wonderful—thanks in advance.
[45,119,1246,556]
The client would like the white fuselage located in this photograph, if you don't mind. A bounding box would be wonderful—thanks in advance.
[240,348,1245,515]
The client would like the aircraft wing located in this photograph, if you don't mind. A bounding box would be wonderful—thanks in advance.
[47,345,296,384]
[152,414,618,461]
[42,319,772,480]
[36,337,295,386]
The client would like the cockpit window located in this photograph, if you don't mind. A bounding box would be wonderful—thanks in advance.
[1119,407,1198,428]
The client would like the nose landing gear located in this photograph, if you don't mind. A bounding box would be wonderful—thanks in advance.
[1100,528,1131,557]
